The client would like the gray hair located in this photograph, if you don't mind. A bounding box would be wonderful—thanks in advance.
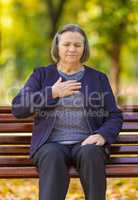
[51,24,90,63]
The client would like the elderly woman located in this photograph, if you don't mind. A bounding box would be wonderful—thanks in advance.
[12,24,123,200]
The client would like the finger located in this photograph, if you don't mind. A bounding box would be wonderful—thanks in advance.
[65,82,82,87]
[81,141,88,146]
[56,77,62,83]
[87,135,98,142]
[69,85,82,90]
[67,84,82,90]
[81,141,96,146]
[73,90,80,94]
[81,139,96,146]
[95,141,101,145]
[81,139,88,146]
[63,85,81,93]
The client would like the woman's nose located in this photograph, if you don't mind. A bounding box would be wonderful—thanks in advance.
[68,45,76,51]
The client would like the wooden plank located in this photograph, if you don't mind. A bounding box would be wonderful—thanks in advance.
[0,157,138,167]
[0,167,38,178]
[0,158,33,167]
[123,113,138,122]
[0,145,137,155]
[0,135,138,145]
[122,122,138,131]
[0,146,29,155]
[0,136,31,144]
[0,114,33,123]
[109,157,138,164]
[106,164,138,177]
[1,105,138,113]
[1,113,138,123]
[0,165,138,178]
[110,146,138,154]
[0,106,11,113]
[0,123,33,132]
[116,135,138,143]
[121,105,138,112]
[0,122,138,133]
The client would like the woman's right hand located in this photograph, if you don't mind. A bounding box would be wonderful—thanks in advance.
[52,77,82,98]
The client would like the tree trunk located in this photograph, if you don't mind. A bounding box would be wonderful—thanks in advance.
[46,0,67,38]
[43,0,67,61]
[109,43,122,97]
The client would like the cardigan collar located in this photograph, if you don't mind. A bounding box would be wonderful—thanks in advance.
[47,63,90,83]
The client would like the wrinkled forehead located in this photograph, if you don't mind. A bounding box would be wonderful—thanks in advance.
[58,31,85,43]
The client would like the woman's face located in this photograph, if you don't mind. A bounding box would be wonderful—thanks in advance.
[58,31,84,64]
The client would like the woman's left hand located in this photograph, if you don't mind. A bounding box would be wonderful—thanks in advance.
[81,134,106,146]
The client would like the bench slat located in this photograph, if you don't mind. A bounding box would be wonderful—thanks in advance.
[121,105,138,112]
[0,164,138,178]
[0,145,137,155]
[115,135,138,143]
[109,157,138,164]
[0,158,33,166]
[1,105,138,113]
[0,157,138,167]
[0,122,138,132]
[106,164,138,177]
[122,122,138,131]
[110,146,138,154]
[0,123,33,132]
[0,135,138,144]
[0,136,31,144]
[1,113,138,123]
[0,114,33,123]
[0,146,29,155]
[123,113,138,122]
[0,107,11,113]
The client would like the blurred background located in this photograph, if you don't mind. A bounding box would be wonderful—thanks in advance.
[1,0,138,106]
[0,0,138,199]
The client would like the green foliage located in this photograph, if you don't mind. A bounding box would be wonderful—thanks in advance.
[0,0,138,104]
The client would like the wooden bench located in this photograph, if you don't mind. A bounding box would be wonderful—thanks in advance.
[0,106,138,178]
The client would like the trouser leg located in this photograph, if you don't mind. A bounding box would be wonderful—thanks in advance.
[71,143,107,200]
[32,142,71,200]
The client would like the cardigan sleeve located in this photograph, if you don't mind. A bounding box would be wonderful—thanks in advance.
[94,73,123,144]
[12,67,59,118]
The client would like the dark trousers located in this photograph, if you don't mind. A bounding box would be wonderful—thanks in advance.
[32,142,108,200]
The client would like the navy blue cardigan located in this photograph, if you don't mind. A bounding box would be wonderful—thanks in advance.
[12,64,123,159]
